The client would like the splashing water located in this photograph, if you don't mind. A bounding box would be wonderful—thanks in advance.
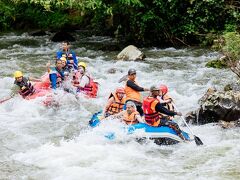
[0,33,239,179]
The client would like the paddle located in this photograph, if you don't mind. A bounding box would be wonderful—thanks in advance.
[0,96,13,104]
[118,75,128,83]
[174,104,203,146]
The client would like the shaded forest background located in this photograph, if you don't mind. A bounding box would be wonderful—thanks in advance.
[0,0,239,47]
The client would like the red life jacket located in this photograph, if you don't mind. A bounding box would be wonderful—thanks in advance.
[14,77,35,98]
[106,93,126,115]
[143,96,161,127]
[76,74,98,98]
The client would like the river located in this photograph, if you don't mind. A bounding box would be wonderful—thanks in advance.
[0,32,239,180]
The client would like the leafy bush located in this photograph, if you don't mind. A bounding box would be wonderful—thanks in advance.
[0,0,239,47]
[220,32,240,78]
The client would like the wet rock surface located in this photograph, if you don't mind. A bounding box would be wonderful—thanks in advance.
[185,88,240,126]
[29,30,47,36]
[117,45,145,61]
[50,31,75,42]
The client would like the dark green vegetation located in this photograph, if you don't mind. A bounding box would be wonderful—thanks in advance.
[208,32,240,79]
[206,59,227,69]
[221,32,240,78]
[0,0,239,47]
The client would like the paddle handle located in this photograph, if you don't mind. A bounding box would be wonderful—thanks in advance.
[173,103,203,145]
[0,96,13,104]
[179,115,195,136]
[173,104,195,136]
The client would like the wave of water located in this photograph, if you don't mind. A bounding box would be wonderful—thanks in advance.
[0,33,239,179]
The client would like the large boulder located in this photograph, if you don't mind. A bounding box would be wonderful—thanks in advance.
[185,88,240,125]
[117,45,145,61]
[50,31,75,42]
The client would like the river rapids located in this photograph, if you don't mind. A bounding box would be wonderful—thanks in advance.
[0,32,239,180]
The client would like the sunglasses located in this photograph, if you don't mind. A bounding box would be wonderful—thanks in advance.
[129,73,136,75]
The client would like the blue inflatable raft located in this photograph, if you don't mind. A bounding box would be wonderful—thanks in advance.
[89,111,191,145]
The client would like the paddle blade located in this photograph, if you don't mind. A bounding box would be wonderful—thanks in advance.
[194,135,203,146]
[118,75,128,83]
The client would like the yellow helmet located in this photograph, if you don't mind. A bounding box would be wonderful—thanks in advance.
[78,62,87,69]
[14,71,23,78]
[60,57,67,62]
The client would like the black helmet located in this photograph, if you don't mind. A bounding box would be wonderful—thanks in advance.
[150,85,159,92]
[128,68,136,75]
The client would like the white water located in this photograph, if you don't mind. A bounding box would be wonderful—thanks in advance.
[0,33,239,180]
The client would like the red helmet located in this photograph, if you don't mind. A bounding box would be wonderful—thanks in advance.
[116,87,125,94]
[159,84,168,94]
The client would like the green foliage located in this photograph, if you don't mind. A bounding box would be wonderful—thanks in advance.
[218,32,240,78]
[223,32,240,61]
[206,59,227,69]
[0,0,239,47]
[0,0,16,30]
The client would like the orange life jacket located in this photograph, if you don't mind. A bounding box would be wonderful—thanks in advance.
[123,110,139,125]
[106,93,126,115]
[160,94,174,120]
[143,96,161,127]
[125,80,141,102]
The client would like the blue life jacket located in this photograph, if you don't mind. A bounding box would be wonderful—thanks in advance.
[49,67,64,89]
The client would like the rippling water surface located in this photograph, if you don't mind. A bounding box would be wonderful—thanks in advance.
[0,32,239,180]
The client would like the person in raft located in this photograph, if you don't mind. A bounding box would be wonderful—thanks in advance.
[72,62,98,98]
[102,87,126,118]
[125,68,149,116]
[11,71,42,98]
[103,101,143,125]
[60,56,71,74]
[47,59,65,89]
[142,85,186,140]
[157,84,175,120]
[56,41,78,71]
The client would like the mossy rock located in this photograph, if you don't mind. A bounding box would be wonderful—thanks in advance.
[206,59,227,69]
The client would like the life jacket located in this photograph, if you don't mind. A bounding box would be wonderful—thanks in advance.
[61,52,75,69]
[160,94,174,120]
[106,93,126,115]
[143,96,161,127]
[14,77,35,98]
[62,66,70,74]
[77,74,98,98]
[72,71,81,86]
[162,94,174,111]
[125,80,141,102]
[49,67,64,87]
[123,110,139,125]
